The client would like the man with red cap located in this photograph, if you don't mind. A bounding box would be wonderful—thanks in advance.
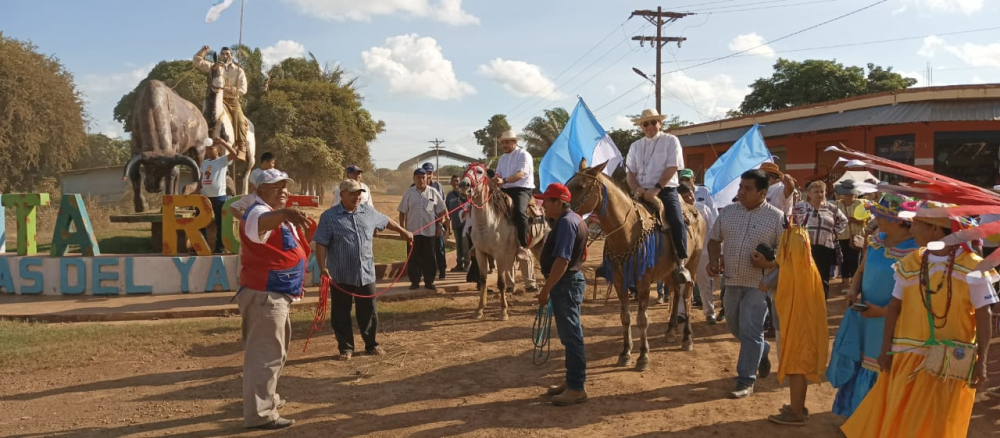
[534,183,589,406]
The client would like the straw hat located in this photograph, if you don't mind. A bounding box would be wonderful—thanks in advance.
[499,130,521,141]
[631,109,668,125]
[759,162,783,178]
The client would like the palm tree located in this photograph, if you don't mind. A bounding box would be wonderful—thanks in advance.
[521,107,569,157]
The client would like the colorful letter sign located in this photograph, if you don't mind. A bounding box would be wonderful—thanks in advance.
[162,195,214,256]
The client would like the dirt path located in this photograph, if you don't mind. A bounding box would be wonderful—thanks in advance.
[2,284,998,437]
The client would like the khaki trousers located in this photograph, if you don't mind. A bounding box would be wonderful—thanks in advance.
[238,288,291,427]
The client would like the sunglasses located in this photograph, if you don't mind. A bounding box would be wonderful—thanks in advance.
[641,121,659,128]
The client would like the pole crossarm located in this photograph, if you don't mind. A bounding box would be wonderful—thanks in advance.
[629,7,691,113]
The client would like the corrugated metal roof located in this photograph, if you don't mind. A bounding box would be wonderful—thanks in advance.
[676,100,1000,147]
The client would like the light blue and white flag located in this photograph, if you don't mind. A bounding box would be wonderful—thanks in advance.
[703,124,772,209]
[539,98,623,190]
[206,0,236,23]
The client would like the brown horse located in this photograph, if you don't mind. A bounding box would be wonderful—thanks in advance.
[565,159,704,371]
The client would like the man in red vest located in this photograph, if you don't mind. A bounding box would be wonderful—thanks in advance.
[236,168,311,430]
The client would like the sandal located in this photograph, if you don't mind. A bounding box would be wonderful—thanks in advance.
[768,408,807,426]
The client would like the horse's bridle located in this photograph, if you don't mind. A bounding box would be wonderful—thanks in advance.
[569,170,633,239]
[463,163,491,209]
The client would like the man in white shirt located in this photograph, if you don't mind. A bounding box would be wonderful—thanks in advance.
[201,138,239,253]
[333,165,374,207]
[761,162,795,216]
[398,168,448,291]
[493,130,535,253]
[247,151,276,194]
[625,109,690,282]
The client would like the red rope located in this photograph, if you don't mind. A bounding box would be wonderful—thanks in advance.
[303,276,330,352]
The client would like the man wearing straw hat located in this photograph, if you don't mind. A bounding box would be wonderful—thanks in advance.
[625,109,690,281]
[761,162,796,216]
[494,130,536,259]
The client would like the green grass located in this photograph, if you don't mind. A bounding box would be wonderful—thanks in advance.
[5,229,154,255]
[0,299,455,370]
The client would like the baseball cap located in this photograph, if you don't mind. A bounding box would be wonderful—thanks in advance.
[257,169,293,185]
[422,162,435,172]
[678,168,694,179]
[346,165,363,174]
[413,168,427,176]
[339,179,366,193]
[534,183,572,203]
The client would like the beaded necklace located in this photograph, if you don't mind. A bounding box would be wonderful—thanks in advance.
[918,246,958,329]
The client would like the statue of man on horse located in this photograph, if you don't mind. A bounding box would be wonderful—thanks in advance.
[193,45,247,153]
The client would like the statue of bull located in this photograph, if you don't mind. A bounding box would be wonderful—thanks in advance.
[123,80,211,212]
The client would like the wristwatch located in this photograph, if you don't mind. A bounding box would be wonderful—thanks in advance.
[654,183,663,190]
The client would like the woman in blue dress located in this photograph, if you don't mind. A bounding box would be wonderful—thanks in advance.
[827,193,918,417]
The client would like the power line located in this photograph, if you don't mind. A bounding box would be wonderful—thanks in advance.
[684,0,836,13]
[661,25,1000,64]
[663,0,889,74]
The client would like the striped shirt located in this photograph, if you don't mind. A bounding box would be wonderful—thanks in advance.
[792,201,847,250]
[312,204,390,287]
[709,200,785,288]
[398,186,446,237]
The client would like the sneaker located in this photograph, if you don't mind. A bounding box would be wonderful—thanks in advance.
[551,388,588,406]
[251,417,295,430]
[717,309,726,322]
[706,315,717,325]
[655,296,666,305]
[767,409,806,426]
[409,283,420,290]
[728,382,754,399]
[450,266,463,273]
[758,354,772,379]
[780,404,809,419]
[439,273,446,280]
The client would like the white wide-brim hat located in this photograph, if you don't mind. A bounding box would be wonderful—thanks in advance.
[632,108,668,125]
[499,130,521,141]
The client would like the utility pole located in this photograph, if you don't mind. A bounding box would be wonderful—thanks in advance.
[630,8,692,114]
[428,138,446,181]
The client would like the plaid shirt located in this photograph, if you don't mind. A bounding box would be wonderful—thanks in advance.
[708,201,785,288]
[312,204,390,287]
[792,201,847,250]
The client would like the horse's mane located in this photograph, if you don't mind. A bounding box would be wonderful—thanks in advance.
[487,181,513,219]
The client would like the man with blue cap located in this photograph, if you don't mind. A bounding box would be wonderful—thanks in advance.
[422,162,447,279]
[333,165,373,207]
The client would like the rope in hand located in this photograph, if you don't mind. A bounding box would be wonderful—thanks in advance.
[303,186,492,351]
[532,301,554,365]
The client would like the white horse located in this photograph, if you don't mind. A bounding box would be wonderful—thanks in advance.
[461,163,549,320]
[206,62,255,195]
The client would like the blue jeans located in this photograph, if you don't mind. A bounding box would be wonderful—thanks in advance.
[723,285,770,385]
[550,271,587,391]
[656,281,666,299]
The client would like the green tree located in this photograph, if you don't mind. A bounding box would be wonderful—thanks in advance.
[473,114,511,159]
[74,134,130,169]
[522,107,569,157]
[0,33,87,192]
[261,134,343,194]
[737,58,918,115]
[113,60,206,133]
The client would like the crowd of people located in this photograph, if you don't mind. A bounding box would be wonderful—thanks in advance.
[207,103,998,433]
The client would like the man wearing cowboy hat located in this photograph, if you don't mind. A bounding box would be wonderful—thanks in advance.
[494,130,536,256]
[625,109,690,281]
[760,162,796,216]
[193,45,249,150]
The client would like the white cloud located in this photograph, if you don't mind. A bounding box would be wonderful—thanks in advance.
[283,0,478,25]
[917,36,1000,69]
[907,0,983,14]
[611,116,635,130]
[78,64,154,102]
[971,75,986,84]
[662,72,748,119]
[728,33,775,57]
[261,40,306,67]
[362,34,475,100]
[896,70,928,87]
[476,58,561,100]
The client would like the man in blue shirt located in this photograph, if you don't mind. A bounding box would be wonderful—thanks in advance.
[534,183,589,406]
[313,179,412,361]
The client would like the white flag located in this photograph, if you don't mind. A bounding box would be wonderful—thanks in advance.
[205,0,236,23]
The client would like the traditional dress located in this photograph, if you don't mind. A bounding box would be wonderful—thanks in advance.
[774,224,829,383]
[841,247,998,438]
[829,232,917,416]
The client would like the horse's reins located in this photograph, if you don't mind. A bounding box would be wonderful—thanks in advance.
[570,171,635,241]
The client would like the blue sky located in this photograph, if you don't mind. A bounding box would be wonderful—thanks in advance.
[3,0,999,169]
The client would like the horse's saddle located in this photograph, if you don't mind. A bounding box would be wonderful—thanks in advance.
[636,197,699,232]
[499,193,546,225]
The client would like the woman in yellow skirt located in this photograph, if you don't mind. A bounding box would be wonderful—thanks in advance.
[841,202,997,438]
[765,224,829,425]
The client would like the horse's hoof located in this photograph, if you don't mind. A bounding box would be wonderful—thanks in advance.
[499,312,509,321]
[665,331,677,343]
[616,356,632,367]
[474,311,484,320]
[636,358,650,372]
[681,340,694,351]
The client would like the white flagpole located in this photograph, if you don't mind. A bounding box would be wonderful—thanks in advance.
[236,0,245,62]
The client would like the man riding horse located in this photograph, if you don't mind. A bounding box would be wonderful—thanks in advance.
[193,45,248,154]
